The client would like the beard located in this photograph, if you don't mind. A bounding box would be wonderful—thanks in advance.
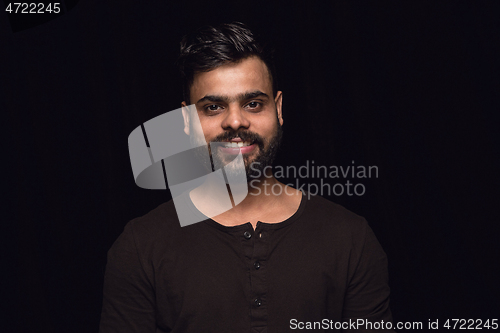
[190,118,283,182]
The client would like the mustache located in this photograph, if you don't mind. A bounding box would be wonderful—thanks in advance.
[211,131,265,149]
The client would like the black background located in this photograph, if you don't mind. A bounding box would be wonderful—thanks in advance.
[2,0,499,332]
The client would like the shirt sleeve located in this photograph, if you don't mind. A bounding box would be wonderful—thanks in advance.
[99,220,157,333]
[341,220,395,332]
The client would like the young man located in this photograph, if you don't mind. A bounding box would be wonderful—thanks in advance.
[100,22,394,332]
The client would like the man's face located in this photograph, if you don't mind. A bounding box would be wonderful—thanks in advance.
[182,56,283,180]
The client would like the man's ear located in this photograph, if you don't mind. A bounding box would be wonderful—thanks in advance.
[181,101,190,135]
[275,91,283,126]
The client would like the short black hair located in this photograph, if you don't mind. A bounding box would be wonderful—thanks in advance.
[177,22,277,104]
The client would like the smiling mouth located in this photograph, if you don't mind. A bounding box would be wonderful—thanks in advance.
[221,141,254,148]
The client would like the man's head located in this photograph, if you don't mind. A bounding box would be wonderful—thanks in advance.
[178,22,283,180]
[177,22,277,105]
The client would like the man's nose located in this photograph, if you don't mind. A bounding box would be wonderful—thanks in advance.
[221,105,250,131]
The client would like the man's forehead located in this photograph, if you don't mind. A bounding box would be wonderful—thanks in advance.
[190,56,273,100]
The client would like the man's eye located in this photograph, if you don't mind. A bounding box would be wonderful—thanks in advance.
[206,104,222,112]
[246,101,261,109]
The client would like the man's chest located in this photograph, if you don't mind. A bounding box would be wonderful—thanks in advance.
[150,230,348,327]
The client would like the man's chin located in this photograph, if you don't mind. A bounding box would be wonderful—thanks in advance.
[212,157,266,181]
[213,151,257,169]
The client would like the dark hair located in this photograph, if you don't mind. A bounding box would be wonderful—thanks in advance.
[177,22,277,104]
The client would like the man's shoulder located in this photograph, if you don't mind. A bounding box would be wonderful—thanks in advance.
[123,199,182,243]
[305,194,366,222]
[300,193,369,233]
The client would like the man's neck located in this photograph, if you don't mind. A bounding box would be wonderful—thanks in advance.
[189,173,302,229]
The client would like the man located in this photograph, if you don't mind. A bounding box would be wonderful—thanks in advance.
[100,22,394,332]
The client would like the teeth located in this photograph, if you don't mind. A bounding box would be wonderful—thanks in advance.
[223,141,252,148]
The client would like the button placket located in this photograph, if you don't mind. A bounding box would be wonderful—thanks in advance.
[248,224,269,328]
[234,224,269,328]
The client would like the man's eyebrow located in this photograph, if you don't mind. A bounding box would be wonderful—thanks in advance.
[196,90,269,104]
[239,90,269,100]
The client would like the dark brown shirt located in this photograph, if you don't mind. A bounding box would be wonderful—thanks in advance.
[99,193,394,332]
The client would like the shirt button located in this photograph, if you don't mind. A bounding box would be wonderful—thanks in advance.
[254,298,262,307]
[254,261,261,269]
[243,231,252,239]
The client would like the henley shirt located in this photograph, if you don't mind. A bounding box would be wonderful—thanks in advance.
[99,193,394,332]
